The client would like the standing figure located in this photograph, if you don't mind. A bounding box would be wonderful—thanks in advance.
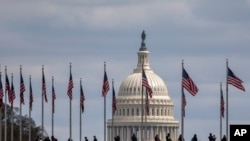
[85,137,89,141]
[166,133,172,141]
[191,134,197,141]
[93,136,97,141]
[155,134,160,141]
[221,135,226,141]
[131,133,137,141]
[177,134,184,141]
[212,135,216,141]
[208,133,213,141]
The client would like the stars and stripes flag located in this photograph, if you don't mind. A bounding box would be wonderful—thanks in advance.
[102,69,109,97]
[227,67,245,91]
[10,76,16,108]
[52,79,56,113]
[42,67,48,103]
[182,92,187,117]
[20,68,25,105]
[0,72,4,109]
[112,81,117,114]
[5,69,10,93]
[80,79,85,113]
[182,68,198,96]
[142,68,153,98]
[29,76,33,111]
[67,66,74,100]
[220,86,225,118]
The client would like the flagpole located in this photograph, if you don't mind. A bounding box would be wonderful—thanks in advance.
[42,65,44,139]
[111,79,114,141]
[145,90,148,141]
[11,73,14,141]
[0,71,2,141]
[20,65,24,141]
[226,59,229,141]
[69,63,72,140]
[4,66,8,141]
[220,82,222,141]
[181,60,184,141]
[141,62,144,141]
[80,78,82,141]
[52,77,54,138]
[29,75,32,141]
[104,62,107,141]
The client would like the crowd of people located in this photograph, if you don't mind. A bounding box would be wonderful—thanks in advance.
[35,132,227,141]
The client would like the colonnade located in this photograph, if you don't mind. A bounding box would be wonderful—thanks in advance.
[107,125,178,141]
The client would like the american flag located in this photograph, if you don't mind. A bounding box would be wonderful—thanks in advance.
[182,92,187,117]
[52,79,56,113]
[182,68,198,96]
[5,70,10,93]
[220,86,225,118]
[0,73,4,109]
[20,69,25,105]
[102,70,109,97]
[142,69,153,98]
[227,67,245,91]
[80,80,85,113]
[29,77,33,111]
[67,66,74,100]
[112,82,117,114]
[10,76,16,108]
[42,68,48,103]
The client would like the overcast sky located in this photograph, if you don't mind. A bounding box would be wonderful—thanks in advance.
[1,0,250,141]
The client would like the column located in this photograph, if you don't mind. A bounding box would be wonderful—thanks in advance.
[150,126,153,141]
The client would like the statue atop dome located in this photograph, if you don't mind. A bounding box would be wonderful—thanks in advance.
[140,30,147,51]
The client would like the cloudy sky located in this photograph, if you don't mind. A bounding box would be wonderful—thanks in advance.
[1,0,250,140]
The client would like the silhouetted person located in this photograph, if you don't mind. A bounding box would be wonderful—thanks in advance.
[155,134,160,141]
[93,136,97,141]
[68,138,73,141]
[85,137,89,141]
[178,134,184,141]
[166,133,172,141]
[213,135,216,141]
[51,136,57,141]
[131,133,137,141]
[44,137,50,141]
[191,134,197,141]
[115,135,120,141]
[208,133,213,141]
[221,135,226,141]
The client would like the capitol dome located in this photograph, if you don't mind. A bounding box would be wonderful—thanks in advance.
[107,31,179,141]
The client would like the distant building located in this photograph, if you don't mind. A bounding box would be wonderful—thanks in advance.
[107,32,179,141]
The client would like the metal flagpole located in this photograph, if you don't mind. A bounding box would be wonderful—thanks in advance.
[20,66,23,141]
[181,60,184,141]
[0,71,2,141]
[80,78,82,141]
[11,73,13,141]
[141,63,144,141]
[145,90,148,141]
[226,59,229,141]
[69,63,72,140]
[42,66,44,139]
[4,66,8,141]
[111,79,114,141]
[220,82,222,141]
[28,75,32,141]
[52,77,54,138]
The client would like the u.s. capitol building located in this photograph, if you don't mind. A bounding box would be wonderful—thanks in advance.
[107,31,179,141]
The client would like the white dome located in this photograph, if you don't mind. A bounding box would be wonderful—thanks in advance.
[118,71,171,100]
